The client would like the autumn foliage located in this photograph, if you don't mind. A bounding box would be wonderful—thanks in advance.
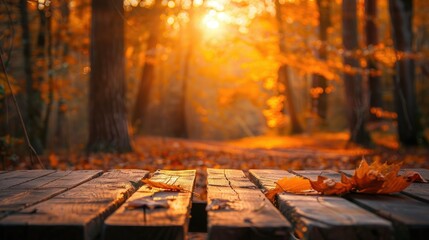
[310,173,354,195]
[266,158,424,202]
[352,159,411,194]
[265,176,313,201]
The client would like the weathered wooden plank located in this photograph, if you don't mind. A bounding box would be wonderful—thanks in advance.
[345,193,429,239]
[250,169,392,240]
[338,169,429,239]
[400,184,429,203]
[206,169,291,240]
[103,170,196,240]
[0,169,149,240]
[0,170,102,219]
[399,169,429,203]
[0,170,56,189]
[248,169,295,190]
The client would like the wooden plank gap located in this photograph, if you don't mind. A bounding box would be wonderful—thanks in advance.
[207,168,291,240]
[103,169,196,240]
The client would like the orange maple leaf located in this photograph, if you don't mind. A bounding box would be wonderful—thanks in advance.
[265,176,313,202]
[142,179,185,192]
[353,158,411,194]
[310,173,353,195]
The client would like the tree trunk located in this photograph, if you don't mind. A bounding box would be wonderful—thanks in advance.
[20,0,44,154]
[389,0,426,145]
[42,5,54,147]
[366,0,383,121]
[312,0,330,119]
[275,0,303,134]
[279,65,303,134]
[54,0,71,150]
[88,0,132,153]
[177,0,196,138]
[342,0,371,145]
[132,5,161,129]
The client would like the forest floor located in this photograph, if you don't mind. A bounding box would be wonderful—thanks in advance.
[4,131,426,200]
[1,131,427,201]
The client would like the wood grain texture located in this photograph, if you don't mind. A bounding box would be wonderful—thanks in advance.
[0,170,56,190]
[248,169,296,191]
[400,183,429,203]
[207,169,291,240]
[0,169,148,240]
[250,169,392,240]
[339,169,429,239]
[0,170,102,219]
[344,193,429,239]
[103,169,196,240]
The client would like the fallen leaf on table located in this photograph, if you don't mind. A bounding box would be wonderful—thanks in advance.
[353,158,411,194]
[353,159,385,193]
[142,179,184,192]
[265,176,313,202]
[126,197,169,210]
[310,173,353,195]
[404,171,428,183]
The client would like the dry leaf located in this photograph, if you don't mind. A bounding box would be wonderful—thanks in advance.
[378,172,410,194]
[142,179,184,192]
[353,159,385,193]
[265,176,313,202]
[310,173,353,195]
[353,158,411,194]
[49,153,59,168]
[126,197,169,209]
[404,171,428,183]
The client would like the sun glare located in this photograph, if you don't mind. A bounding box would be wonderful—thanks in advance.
[203,14,220,29]
[203,9,224,30]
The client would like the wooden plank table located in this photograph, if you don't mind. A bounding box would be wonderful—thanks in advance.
[0,170,102,219]
[250,169,392,240]
[1,168,428,240]
[206,168,291,240]
[0,169,149,240]
[0,170,56,190]
[103,169,196,240]
[337,169,429,239]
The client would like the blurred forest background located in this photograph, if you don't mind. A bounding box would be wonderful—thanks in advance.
[0,0,428,172]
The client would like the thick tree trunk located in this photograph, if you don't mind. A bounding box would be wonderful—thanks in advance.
[275,0,303,134]
[20,0,44,154]
[342,0,371,145]
[42,6,54,147]
[132,5,161,128]
[366,0,383,121]
[312,0,330,119]
[88,0,132,152]
[389,0,426,145]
